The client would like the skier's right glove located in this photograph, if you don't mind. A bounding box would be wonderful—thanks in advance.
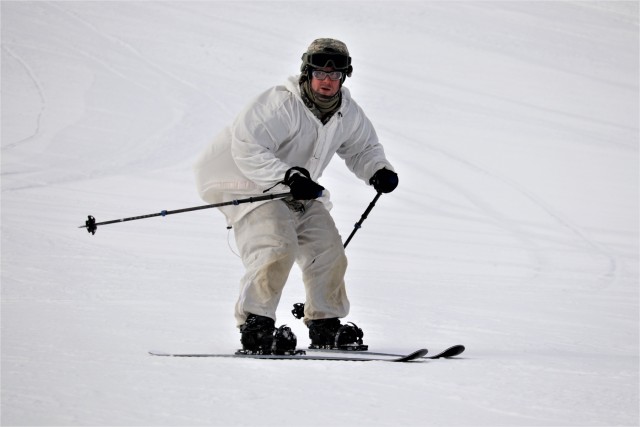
[284,167,324,200]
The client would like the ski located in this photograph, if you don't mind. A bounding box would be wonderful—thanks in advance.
[427,345,465,359]
[149,348,428,362]
[288,305,465,360]
[307,344,465,360]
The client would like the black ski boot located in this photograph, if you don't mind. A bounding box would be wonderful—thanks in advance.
[239,315,301,355]
[308,318,368,351]
[308,318,341,349]
[239,314,276,354]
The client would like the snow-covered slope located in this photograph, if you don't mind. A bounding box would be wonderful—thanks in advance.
[2,2,638,426]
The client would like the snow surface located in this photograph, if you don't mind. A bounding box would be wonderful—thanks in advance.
[1,1,638,426]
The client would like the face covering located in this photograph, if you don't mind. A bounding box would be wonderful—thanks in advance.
[300,78,342,124]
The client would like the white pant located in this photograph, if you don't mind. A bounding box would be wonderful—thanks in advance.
[233,199,349,326]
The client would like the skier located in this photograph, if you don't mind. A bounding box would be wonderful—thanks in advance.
[194,38,398,354]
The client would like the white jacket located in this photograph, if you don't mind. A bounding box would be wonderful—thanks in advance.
[194,75,394,224]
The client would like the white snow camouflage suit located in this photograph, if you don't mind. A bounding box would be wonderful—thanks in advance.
[194,75,394,326]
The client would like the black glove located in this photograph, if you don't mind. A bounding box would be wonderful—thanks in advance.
[284,167,324,200]
[369,168,398,193]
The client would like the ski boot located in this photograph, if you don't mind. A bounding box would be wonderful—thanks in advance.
[239,314,275,354]
[308,318,368,351]
[238,314,301,355]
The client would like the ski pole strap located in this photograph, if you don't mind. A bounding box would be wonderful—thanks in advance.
[263,166,312,193]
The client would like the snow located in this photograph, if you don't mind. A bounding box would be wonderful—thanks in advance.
[1,1,638,426]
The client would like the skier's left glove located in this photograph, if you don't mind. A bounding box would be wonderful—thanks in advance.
[369,168,398,193]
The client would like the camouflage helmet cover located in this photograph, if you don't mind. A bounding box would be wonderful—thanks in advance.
[307,38,350,56]
[301,38,353,77]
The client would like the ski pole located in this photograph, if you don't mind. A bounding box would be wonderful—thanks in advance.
[343,191,382,249]
[79,192,291,235]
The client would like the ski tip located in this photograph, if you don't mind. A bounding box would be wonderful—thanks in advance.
[394,348,429,362]
[414,348,429,358]
[149,350,171,357]
[435,344,465,359]
[446,344,465,357]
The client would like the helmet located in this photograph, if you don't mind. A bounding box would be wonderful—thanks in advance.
[300,38,353,78]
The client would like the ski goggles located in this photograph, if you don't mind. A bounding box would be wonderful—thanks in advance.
[311,70,343,81]
[303,52,351,70]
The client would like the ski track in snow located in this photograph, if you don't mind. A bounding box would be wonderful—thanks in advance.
[414,132,619,286]
[1,45,47,150]
[1,2,638,426]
